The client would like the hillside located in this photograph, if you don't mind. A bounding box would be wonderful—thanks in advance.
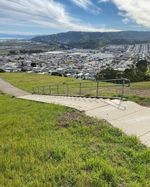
[1,92,150,186]
[0,73,83,92]
[32,31,150,49]
[0,73,150,106]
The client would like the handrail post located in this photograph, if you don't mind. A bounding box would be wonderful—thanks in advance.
[96,81,99,97]
[42,86,45,95]
[121,79,125,99]
[128,79,131,87]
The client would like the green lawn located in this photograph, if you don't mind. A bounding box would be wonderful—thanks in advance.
[0,72,121,97]
[0,72,128,95]
[0,94,150,186]
[131,81,150,89]
[124,95,150,107]
[0,72,83,92]
[0,72,150,106]
[124,81,150,106]
[0,73,149,91]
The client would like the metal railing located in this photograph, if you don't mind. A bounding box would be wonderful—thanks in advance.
[32,78,130,99]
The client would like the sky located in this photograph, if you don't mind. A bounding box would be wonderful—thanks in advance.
[0,0,150,35]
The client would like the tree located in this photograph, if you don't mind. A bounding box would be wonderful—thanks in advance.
[95,68,120,80]
[0,69,5,73]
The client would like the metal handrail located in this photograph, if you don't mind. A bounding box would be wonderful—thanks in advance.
[32,78,130,99]
[32,78,130,89]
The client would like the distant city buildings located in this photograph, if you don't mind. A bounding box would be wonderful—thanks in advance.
[0,44,150,80]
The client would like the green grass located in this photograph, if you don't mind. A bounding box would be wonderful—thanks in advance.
[0,94,150,187]
[131,81,150,89]
[0,72,120,97]
[0,73,125,96]
[124,81,150,106]
[0,72,150,106]
[0,73,149,91]
[124,95,150,107]
[0,72,83,92]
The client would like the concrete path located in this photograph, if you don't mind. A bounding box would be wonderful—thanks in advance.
[0,78,150,147]
[19,95,150,147]
[0,78,29,97]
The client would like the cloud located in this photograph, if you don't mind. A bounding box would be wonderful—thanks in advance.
[0,0,120,33]
[122,18,130,24]
[71,0,101,14]
[112,0,150,28]
[0,30,40,35]
[99,0,150,28]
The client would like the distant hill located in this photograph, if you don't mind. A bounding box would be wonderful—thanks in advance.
[32,31,150,49]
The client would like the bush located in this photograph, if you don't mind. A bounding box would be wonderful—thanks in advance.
[0,69,5,73]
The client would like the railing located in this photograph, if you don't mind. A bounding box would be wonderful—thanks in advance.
[32,78,130,99]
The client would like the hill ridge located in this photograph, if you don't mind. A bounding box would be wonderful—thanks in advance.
[32,31,150,49]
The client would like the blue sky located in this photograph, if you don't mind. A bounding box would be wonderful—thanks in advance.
[0,0,150,35]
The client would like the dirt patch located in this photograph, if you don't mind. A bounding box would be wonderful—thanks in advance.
[125,87,150,98]
[57,111,98,128]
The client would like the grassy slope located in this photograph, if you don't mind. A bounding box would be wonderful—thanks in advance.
[0,72,150,106]
[0,73,150,91]
[0,72,118,97]
[124,81,150,106]
[132,81,150,89]
[0,72,83,92]
[124,95,150,107]
[0,94,150,187]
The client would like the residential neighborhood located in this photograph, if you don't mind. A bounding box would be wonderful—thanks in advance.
[1,43,150,80]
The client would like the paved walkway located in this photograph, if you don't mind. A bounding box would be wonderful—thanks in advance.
[0,78,29,97]
[0,78,150,147]
[19,95,150,147]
